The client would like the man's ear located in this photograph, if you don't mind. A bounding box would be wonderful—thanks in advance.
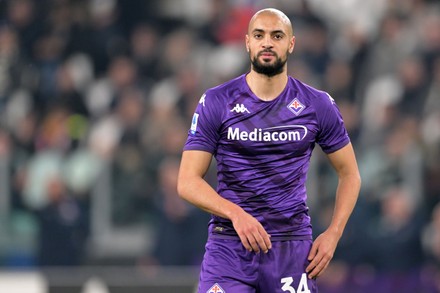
[289,36,296,54]
[245,34,250,52]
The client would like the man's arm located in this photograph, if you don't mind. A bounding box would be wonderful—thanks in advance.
[306,142,361,279]
[177,150,272,253]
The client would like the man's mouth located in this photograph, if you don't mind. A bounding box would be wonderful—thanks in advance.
[259,51,275,57]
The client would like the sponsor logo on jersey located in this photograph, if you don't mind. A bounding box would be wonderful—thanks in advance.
[230,103,250,113]
[190,113,199,134]
[199,93,206,107]
[287,98,305,116]
[227,125,307,142]
[207,283,225,293]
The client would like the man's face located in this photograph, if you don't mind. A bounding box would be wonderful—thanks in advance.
[246,12,295,77]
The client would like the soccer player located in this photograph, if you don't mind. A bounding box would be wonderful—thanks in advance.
[177,8,361,293]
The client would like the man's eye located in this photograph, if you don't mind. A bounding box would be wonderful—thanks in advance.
[274,34,283,39]
[254,34,263,39]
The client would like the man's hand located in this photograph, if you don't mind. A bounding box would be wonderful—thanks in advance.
[306,229,340,279]
[231,210,272,253]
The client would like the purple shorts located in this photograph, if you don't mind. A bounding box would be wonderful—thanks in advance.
[198,237,318,293]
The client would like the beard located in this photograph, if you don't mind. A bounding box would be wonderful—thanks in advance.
[250,50,288,77]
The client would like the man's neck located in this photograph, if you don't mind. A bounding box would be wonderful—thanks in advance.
[246,70,288,101]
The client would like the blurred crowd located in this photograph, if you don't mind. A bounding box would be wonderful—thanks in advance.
[0,0,439,291]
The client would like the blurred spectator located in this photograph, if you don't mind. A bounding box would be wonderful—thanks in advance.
[367,185,427,292]
[155,28,197,80]
[418,8,440,74]
[87,0,126,75]
[361,12,416,84]
[0,26,23,103]
[151,157,208,266]
[33,33,66,108]
[421,56,440,209]
[53,60,89,117]
[6,0,44,60]
[359,117,424,207]
[397,56,429,119]
[37,176,88,266]
[359,74,402,147]
[323,59,355,102]
[371,185,425,271]
[421,202,440,292]
[109,87,154,226]
[129,23,160,83]
[300,20,331,78]
[423,202,440,266]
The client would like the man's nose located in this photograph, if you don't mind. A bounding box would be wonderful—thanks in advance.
[262,36,273,48]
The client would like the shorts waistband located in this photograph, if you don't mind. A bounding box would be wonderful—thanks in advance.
[209,233,313,241]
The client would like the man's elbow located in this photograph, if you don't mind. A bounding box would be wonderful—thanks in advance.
[353,170,362,190]
[176,175,190,200]
[176,178,185,199]
[341,168,361,190]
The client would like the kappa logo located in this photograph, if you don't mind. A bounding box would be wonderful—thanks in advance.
[199,93,206,107]
[230,103,250,113]
[326,93,335,104]
[207,283,225,293]
[287,98,305,116]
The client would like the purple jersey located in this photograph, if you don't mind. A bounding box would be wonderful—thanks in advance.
[184,74,349,239]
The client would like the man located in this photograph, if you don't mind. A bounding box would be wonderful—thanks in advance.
[177,8,361,293]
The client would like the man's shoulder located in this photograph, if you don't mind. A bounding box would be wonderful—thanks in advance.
[289,77,342,126]
[288,76,327,98]
[206,74,246,97]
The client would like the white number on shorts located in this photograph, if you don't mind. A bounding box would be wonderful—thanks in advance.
[281,277,295,293]
[280,274,311,293]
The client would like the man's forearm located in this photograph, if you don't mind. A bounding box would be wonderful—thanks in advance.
[177,175,243,221]
[328,173,361,237]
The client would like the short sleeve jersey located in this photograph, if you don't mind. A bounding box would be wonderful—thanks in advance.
[184,74,350,239]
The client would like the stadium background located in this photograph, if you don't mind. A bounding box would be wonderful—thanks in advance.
[0,0,439,292]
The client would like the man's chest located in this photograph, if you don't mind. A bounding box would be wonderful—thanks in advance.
[218,99,319,155]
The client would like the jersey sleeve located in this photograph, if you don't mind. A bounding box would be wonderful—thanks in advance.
[315,92,350,154]
[183,90,223,154]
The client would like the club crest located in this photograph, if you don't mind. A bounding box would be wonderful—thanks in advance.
[287,98,305,116]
